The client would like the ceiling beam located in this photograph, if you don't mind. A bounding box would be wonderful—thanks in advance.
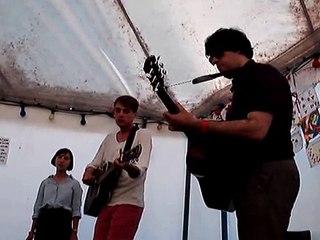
[115,0,150,57]
[269,27,320,74]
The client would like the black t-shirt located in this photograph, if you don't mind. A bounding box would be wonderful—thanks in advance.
[226,60,294,163]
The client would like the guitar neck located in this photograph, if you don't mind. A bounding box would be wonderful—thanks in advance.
[157,87,179,114]
[157,87,191,139]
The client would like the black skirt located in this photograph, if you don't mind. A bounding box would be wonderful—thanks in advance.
[35,208,72,240]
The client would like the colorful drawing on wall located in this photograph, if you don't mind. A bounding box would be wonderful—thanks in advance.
[300,109,320,144]
[211,107,223,120]
[0,137,10,165]
[306,137,320,168]
[291,127,303,154]
[296,84,319,119]
[211,103,228,121]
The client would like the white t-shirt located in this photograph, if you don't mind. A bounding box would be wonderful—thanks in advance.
[87,128,152,207]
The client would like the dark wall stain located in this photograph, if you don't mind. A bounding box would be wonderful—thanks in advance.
[289,0,309,34]
[305,0,320,29]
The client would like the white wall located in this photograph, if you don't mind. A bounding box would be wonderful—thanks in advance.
[289,150,320,239]
[0,104,222,240]
[188,178,222,240]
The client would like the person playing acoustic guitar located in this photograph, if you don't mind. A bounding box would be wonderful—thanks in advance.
[82,95,152,240]
[163,28,300,240]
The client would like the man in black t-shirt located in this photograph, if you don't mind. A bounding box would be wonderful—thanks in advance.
[163,28,300,240]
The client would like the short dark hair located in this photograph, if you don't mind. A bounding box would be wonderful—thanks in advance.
[114,95,139,113]
[205,28,253,59]
[51,148,74,171]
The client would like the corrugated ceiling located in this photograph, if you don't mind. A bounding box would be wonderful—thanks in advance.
[1,0,320,120]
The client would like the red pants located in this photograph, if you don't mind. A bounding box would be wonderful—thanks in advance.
[93,204,143,240]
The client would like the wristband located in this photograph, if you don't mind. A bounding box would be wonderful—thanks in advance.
[201,119,209,133]
[72,228,78,233]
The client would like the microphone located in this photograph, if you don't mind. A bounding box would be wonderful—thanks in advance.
[192,72,223,84]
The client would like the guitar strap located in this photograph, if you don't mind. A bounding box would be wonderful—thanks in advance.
[114,124,139,179]
[123,125,139,153]
[104,124,139,195]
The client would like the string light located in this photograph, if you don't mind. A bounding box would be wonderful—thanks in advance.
[2,100,163,127]
[0,99,114,127]
[142,116,147,128]
[19,102,26,117]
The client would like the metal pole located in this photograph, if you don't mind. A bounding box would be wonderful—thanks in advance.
[182,169,191,240]
[221,211,228,240]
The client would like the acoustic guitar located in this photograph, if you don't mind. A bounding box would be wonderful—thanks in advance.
[143,55,236,212]
[84,144,142,217]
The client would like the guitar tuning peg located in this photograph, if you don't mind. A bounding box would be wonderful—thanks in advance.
[151,75,157,83]
[156,56,161,64]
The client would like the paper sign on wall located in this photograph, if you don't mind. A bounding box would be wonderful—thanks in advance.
[291,127,303,154]
[306,137,320,168]
[0,137,10,165]
[297,84,319,119]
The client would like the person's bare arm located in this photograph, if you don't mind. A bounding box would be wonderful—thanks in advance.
[196,111,272,140]
[163,103,273,141]
[82,167,96,185]
[71,217,80,239]
[26,219,37,240]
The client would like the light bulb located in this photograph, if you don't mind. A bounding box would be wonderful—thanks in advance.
[80,114,86,125]
[142,116,147,129]
[49,110,55,121]
[20,104,26,117]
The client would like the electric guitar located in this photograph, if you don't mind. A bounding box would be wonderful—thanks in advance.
[143,55,236,212]
[84,144,142,217]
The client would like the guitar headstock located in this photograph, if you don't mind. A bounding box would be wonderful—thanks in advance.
[122,144,142,164]
[143,55,167,92]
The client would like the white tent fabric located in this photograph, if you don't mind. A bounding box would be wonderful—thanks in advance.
[0,0,320,120]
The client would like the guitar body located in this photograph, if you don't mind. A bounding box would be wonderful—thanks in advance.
[143,55,236,212]
[84,184,101,217]
[84,144,142,217]
[185,133,237,212]
[84,164,121,217]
